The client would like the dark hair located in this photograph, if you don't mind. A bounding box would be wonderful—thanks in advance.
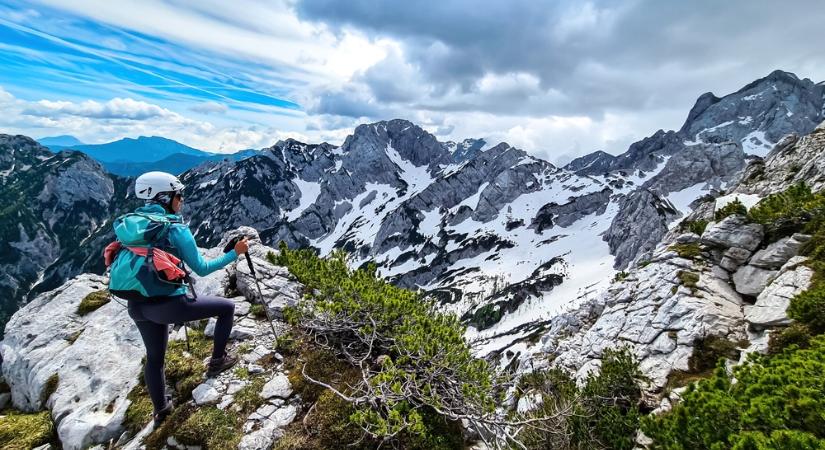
[149,191,179,214]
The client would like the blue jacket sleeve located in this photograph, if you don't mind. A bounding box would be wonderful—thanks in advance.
[169,225,238,276]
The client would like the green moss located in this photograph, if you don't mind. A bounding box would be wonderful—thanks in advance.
[669,242,702,259]
[164,329,212,399]
[0,410,54,450]
[123,384,154,435]
[249,303,267,319]
[276,390,368,450]
[124,329,213,434]
[76,290,110,316]
[175,406,242,449]
[236,343,252,355]
[233,366,250,380]
[40,374,58,408]
[233,376,267,415]
[677,270,700,292]
[613,271,629,282]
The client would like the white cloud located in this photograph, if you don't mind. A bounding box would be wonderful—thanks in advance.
[190,101,228,115]
[23,97,177,120]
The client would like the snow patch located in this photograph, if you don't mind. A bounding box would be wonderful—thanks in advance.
[715,193,762,211]
[285,178,322,221]
[741,131,774,157]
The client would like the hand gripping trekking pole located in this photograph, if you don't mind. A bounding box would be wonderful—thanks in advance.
[224,236,278,336]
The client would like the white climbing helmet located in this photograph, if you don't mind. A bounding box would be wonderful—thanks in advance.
[134,171,184,200]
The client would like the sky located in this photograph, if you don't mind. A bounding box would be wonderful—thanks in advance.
[0,0,824,162]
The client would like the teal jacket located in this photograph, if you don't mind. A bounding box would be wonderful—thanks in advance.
[110,204,237,296]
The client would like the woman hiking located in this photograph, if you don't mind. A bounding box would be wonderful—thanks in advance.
[107,171,248,427]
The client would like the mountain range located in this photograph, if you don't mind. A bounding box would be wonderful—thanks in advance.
[1,69,824,343]
[39,135,257,176]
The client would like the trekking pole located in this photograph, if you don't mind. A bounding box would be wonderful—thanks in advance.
[224,236,279,336]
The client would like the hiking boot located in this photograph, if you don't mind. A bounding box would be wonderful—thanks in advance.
[153,396,174,428]
[206,352,238,378]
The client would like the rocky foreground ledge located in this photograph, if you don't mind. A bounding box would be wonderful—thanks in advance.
[0,227,301,450]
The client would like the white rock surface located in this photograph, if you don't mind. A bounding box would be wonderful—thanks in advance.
[261,374,293,399]
[745,259,814,328]
[0,274,144,450]
[732,265,778,296]
[192,383,221,405]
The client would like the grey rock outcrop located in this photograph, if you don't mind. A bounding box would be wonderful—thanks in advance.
[605,189,678,269]
[0,274,143,450]
[745,257,813,328]
[700,215,764,251]
[732,265,777,296]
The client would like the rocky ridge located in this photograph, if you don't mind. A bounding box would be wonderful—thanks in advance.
[0,228,302,450]
[512,121,825,414]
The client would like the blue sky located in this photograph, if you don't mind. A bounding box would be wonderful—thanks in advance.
[1,1,824,160]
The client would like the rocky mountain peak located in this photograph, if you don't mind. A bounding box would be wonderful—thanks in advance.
[345,119,452,168]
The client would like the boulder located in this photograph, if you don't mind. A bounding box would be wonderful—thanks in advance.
[748,234,810,269]
[700,215,764,251]
[732,265,778,296]
[745,259,814,328]
[719,246,752,272]
[260,374,292,399]
[192,383,221,405]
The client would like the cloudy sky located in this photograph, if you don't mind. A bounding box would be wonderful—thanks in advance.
[1,0,824,162]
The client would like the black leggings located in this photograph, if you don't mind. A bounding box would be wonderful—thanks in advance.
[127,295,235,413]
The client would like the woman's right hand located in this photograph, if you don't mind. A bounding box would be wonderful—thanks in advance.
[234,237,249,255]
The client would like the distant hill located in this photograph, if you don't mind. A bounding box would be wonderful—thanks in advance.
[37,135,84,147]
[47,136,210,163]
[102,150,258,176]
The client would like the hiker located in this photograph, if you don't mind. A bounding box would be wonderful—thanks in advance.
[107,171,248,427]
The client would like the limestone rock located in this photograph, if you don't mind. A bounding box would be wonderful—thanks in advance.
[192,383,221,405]
[748,234,810,269]
[0,274,144,450]
[719,246,752,272]
[261,374,292,400]
[732,265,778,296]
[701,215,764,251]
[745,263,814,328]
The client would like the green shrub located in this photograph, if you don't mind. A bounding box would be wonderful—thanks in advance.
[681,219,709,236]
[0,410,54,450]
[271,244,496,448]
[748,182,823,225]
[643,335,825,449]
[520,348,646,450]
[613,271,629,282]
[767,323,812,355]
[77,290,110,316]
[787,283,825,334]
[715,198,748,221]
